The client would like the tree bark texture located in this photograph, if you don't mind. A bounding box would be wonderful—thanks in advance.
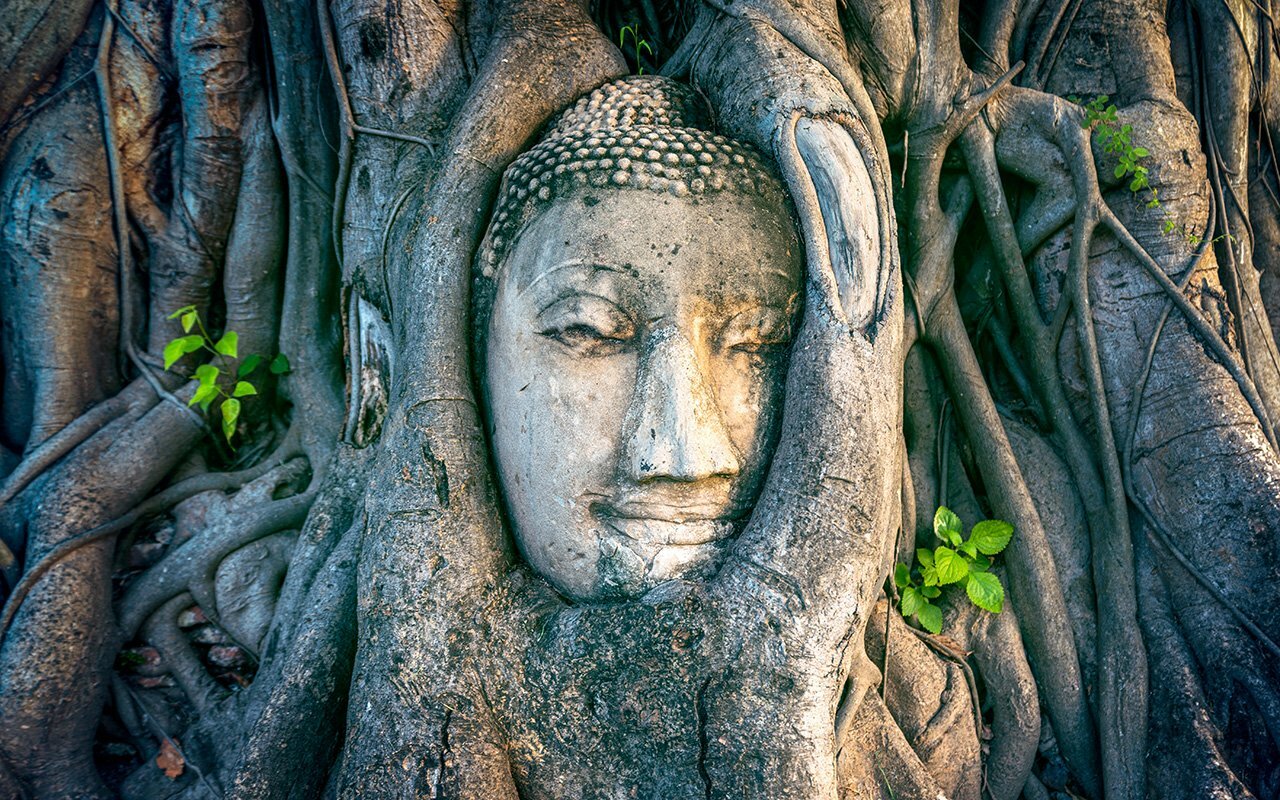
[0,0,1277,798]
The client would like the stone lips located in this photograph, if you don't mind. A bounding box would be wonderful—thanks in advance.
[478,75,789,277]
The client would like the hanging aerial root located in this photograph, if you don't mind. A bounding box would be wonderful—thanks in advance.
[903,132,1099,793]
[960,98,1157,799]
[1061,182,1148,800]
[1135,532,1258,800]
[1116,210,1280,663]
[316,0,437,268]
[1100,207,1278,450]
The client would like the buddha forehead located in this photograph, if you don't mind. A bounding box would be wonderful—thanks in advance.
[500,188,801,313]
[478,77,790,282]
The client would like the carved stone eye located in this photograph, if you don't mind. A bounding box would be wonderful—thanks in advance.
[718,307,793,354]
[536,295,636,356]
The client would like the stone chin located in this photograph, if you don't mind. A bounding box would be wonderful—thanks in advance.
[594,525,738,602]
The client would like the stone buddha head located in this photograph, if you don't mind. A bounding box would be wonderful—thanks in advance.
[476,77,802,602]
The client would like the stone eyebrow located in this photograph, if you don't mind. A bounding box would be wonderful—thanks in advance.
[534,290,630,317]
[519,260,633,296]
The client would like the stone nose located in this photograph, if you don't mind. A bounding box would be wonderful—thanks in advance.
[622,326,741,483]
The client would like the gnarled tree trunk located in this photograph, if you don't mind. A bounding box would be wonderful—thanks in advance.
[0,0,1277,798]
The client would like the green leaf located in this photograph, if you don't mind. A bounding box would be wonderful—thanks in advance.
[960,539,978,559]
[1129,176,1144,192]
[934,547,970,585]
[917,602,943,634]
[894,563,911,589]
[163,339,186,370]
[181,311,197,333]
[966,571,1005,613]
[232,381,257,398]
[195,364,219,387]
[214,331,238,358]
[921,585,941,599]
[269,353,291,375]
[921,564,939,587]
[167,305,196,320]
[238,354,263,377]
[934,506,963,545]
[188,383,219,408]
[970,519,1014,555]
[161,336,205,370]
[1114,163,1128,179]
[900,586,924,617]
[221,398,241,443]
[971,554,992,572]
[917,548,935,568]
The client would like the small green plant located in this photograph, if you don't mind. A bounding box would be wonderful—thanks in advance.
[619,23,653,75]
[893,507,1013,634]
[1079,95,1155,200]
[1076,95,1231,247]
[163,306,290,445]
[877,763,898,800]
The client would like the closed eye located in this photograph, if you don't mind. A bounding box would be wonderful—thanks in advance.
[536,294,636,356]
[719,306,793,354]
[542,323,628,349]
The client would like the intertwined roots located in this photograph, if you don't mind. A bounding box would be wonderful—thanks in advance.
[1,0,1278,798]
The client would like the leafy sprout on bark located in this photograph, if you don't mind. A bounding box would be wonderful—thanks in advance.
[618,23,653,75]
[1076,95,1233,247]
[894,506,1014,634]
[162,306,291,445]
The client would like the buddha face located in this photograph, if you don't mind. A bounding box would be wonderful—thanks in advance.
[484,188,801,601]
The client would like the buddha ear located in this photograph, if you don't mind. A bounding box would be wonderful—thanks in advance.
[682,6,897,340]
[785,115,884,332]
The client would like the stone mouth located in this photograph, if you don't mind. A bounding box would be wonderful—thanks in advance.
[597,513,739,547]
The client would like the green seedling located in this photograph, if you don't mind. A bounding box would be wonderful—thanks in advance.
[162,306,290,445]
[894,507,1013,634]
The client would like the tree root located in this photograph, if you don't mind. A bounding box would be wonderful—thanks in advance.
[0,446,298,641]
[117,467,311,639]
[142,592,227,715]
[0,392,131,508]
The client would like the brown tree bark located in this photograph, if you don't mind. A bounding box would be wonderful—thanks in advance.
[0,1,1277,798]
